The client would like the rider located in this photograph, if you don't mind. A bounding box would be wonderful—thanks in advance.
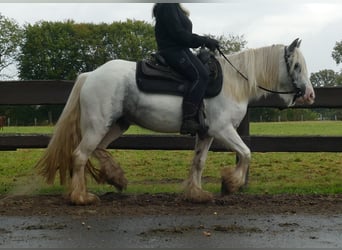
[152,3,219,136]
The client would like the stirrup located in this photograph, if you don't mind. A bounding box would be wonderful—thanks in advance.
[180,119,201,136]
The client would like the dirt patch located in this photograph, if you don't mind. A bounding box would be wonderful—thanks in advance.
[0,193,341,217]
[22,223,68,230]
[139,224,263,238]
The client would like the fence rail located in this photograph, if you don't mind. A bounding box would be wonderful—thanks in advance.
[1,80,342,152]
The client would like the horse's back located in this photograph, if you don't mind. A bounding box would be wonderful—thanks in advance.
[94,59,136,75]
[81,59,136,92]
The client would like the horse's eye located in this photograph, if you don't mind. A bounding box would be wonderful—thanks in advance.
[294,63,300,70]
[293,63,302,73]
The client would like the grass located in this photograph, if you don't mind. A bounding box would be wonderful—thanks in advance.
[3,120,342,135]
[0,121,342,196]
[250,121,342,136]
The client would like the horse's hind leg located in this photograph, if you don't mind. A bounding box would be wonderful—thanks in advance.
[183,135,214,203]
[70,131,106,205]
[70,112,125,204]
[92,120,129,192]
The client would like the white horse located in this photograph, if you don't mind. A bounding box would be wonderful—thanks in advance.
[36,38,315,205]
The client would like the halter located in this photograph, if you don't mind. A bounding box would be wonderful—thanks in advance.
[217,47,304,102]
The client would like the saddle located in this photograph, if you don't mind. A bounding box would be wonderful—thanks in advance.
[136,49,223,98]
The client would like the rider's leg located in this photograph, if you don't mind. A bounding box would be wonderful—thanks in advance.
[161,49,209,135]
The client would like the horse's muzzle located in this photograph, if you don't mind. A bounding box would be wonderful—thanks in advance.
[295,85,315,105]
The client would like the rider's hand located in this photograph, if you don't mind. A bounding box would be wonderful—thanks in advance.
[205,37,219,51]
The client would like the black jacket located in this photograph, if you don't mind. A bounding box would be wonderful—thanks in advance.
[153,3,207,51]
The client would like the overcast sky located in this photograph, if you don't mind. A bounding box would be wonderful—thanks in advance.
[1,1,341,75]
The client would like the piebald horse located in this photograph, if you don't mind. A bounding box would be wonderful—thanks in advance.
[36,38,315,205]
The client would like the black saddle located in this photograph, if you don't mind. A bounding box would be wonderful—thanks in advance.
[136,50,223,98]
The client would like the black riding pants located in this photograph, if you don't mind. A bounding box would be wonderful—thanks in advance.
[160,48,209,106]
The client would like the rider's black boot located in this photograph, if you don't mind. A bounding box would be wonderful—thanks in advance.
[180,101,202,136]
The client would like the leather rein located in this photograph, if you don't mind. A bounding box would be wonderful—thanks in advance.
[217,47,303,101]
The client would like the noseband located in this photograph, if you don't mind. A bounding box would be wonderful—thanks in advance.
[217,47,304,102]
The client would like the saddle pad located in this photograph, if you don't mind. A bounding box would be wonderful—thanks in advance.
[136,56,223,98]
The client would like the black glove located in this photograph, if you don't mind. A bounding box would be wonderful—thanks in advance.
[204,37,219,51]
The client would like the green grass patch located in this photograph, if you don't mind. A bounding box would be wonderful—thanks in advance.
[0,121,342,196]
[1,149,341,196]
[3,121,342,135]
[250,121,342,136]
[0,126,54,134]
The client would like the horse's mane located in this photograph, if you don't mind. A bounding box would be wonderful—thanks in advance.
[219,44,285,102]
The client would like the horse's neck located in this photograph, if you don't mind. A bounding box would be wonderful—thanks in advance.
[220,45,282,102]
[252,46,282,89]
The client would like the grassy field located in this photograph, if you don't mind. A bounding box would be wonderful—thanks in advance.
[3,121,342,135]
[0,121,341,196]
[250,121,342,136]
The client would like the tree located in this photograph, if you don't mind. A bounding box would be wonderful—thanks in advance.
[0,13,23,79]
[203,34,247,55]
[332,40,342,85]
[310,69,340,87]
[306,40,342,121]
[310,40,342,88]
[336,73,342,85]
[18,19,156,81]
[332,41,342,65]
[105,19,157,61]
[216,34,247,54]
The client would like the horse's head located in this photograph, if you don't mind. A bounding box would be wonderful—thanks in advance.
[279,38,315,106]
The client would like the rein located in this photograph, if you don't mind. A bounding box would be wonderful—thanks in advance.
[217,47,302,98]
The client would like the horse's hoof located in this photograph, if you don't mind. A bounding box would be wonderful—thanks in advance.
[107,176,128,192]
[183,188,214,203]
[193,191,213,203]
[99,170,128,192]
[70,192,100,205]
[220,167,241,196]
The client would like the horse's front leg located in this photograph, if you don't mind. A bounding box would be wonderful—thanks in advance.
[183,135,214,203]
[215,126,251,195]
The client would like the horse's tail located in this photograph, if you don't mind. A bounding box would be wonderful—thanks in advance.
[36,73,88,185]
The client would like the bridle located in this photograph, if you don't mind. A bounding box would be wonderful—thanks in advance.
[217,47,304,102]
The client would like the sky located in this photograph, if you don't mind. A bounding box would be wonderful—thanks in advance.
[0,1,341,75]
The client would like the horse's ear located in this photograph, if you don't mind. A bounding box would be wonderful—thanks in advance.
[297,39,302,48]
[288,38,301,53]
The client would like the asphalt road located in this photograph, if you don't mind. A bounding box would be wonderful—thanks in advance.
[1,213,341,248]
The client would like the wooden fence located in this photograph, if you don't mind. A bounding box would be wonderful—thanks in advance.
[1,80,342,152]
